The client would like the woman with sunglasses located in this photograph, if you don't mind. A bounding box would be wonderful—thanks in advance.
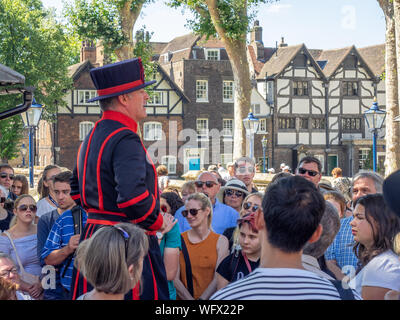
[75,223,148,300]
[0,185,13,233]
[216,208,261,290]
[349,194,400,299]
[175,192,229,300]
[0,194,43,299]
[159,192,183,300]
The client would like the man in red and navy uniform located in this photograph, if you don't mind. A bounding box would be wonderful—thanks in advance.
[69,58,169,300]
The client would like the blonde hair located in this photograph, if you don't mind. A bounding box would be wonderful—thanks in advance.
[232,192,263,251]
[181,181,196,194]
[186,192,213,228]
[156,165,168,176]
[74,223,148,295]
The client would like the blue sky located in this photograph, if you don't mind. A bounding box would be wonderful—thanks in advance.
[42,0,385,50]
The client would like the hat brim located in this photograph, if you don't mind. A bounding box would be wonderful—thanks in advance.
[217,185,250,203]
[87,80,157,102]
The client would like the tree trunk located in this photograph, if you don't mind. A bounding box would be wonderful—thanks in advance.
[379,0,400,176]
[115,1,144,61]
[206,0,252,159]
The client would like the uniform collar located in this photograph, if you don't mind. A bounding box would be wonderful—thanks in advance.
[101,110,138,133]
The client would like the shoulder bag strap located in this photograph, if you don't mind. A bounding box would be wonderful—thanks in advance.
[62,206,82,278]
[180,235,194,297]
[329,279,355,300]
[4,231,26,274]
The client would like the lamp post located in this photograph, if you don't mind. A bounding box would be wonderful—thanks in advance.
[243,111,259,161]
[20,98,44,188]
[261,135,268,173]
[363,99,386,172]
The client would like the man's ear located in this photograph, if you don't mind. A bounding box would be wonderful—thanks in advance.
[308,224,323,244]
[255,209,265,230]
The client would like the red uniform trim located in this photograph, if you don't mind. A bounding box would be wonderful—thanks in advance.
[101,110,138,133]
[71,194,80,200]
[86,218,121,226]
[145,211,164,231]
[97,79,144,96]
[97,127,129,210]
[139,139,159,197]
[82,123,98,208]
[87,208,126,217]
[118,190,150,209]
[130,194,156,224]
[147,253,158,300]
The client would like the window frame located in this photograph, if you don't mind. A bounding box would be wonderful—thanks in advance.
[196,80,209,103]
[75,90,99,106]
[223,80,234,103]
[196,118,209,141]
[147,91,164,106]
[143,121,163,141]
[204,48,220,61]
[293,81,309,96]
[162,155,177,174]
[79,121,95,141]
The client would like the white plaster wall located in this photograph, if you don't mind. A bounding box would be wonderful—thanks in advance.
[87,106,100,114]
[344,70,357,78]
[277,132,296,145]
[329,134,340,145]
[294,69,306,77]
[277,97,290,113]
[292,99,309,114]
[360,81,374,96]
[312,81,324,97]
[342,99,359,114]
[251,89,270,115]
[329,98,341,114]
[311,132,326,145]
[329,81,341,96]
[329,117,339,129]
[311,99,325,114]
[377,81,385,91]
[283,68,292,77]
[299,132,309,145]
[277,79,290,95]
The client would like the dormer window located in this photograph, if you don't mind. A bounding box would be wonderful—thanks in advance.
[205,49,220,61]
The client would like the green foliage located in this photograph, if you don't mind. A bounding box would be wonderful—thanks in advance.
[0,0,78,160]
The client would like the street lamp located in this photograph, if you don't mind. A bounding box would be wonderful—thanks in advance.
[363,99,386,172]
[243,111,259,160]
[20,143,27,167]
[261,135,268,173]
[20,98,44,188]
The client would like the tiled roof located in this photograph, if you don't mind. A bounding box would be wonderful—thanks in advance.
[313,46,353,78]
[158,33,200,63]
[0,63,25,86]
[358,44,385,77]
[68,60,91,78]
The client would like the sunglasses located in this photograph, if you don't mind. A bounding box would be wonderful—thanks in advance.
[0,197,6,203]
[113,226,129,260]
[0,173,14,180]
[181,208,202,218]
[18,204,37,212]
[236,166,255,174]
[243,202,260,212]
[298,168,319,177]
[194,181,217,188]
[225,189,244,198]
[161,205,169,213]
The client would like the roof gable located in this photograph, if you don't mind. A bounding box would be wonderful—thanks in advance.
[358,44,385,77]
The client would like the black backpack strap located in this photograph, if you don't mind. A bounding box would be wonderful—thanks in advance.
[329,279,355,300]
[180,235,194,297]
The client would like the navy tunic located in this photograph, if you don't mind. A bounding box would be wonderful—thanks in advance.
[69,110,168,300]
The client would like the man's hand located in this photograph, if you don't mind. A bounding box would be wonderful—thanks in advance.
[67,234,81,254]
[27,282,43,299]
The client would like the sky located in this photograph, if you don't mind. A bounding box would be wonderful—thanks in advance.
[41,0,386,50]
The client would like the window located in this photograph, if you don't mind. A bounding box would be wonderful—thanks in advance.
[342,117,362,132]
[343,81,358,96]
[76,90,98,105]
[143,122,163,141]
[293,81,308,96]
[162,156,177,174]
[359,148,371,170]
[196,118,209,140]
[196,80,208,102]
[278,117,295,129]
[300,118,309,130]
[223,81,234,102]
[205,49,220,61]
[252,104,261,115]
[148,91,163,105]
[221,154,233,165]
[312,118,326,130]
[257,119,267,133]
[79,121,95,141]
[222,119,233,137]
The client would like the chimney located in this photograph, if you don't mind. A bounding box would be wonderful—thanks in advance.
[279,37,288,47]
[80,40,97,64]
[250,20,265,61]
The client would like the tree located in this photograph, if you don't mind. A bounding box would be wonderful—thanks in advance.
[65,0,154,61]
[168,0,276,159]
[0,0,79,161]
[378,0,400,176]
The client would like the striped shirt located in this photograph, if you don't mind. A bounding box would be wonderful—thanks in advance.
[41,208,87,292]
[210,268,362,300]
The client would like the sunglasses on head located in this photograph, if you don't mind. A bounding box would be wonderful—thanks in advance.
[243,202,260,212]
[298,168,319,177]
[225,189,244,198]
[181,208,202,218]
[18,204,37,213]
[0,173,14,180]
[194,181,216,188]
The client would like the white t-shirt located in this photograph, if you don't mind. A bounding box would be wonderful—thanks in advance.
[350,250,400,295]
[36,198,57,218]
[211,267,361,300]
